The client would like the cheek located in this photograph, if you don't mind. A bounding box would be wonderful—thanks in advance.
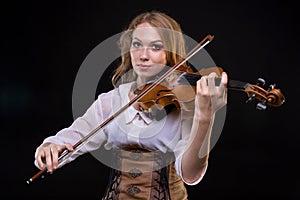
[130,51,138,64]
[153,52,167,64]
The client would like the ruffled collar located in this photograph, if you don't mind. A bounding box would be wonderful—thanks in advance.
[119,82,153,125]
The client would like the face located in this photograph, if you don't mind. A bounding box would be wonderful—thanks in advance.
[130,22,167,84]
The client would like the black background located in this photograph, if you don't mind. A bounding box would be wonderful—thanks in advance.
[1,0,299,199]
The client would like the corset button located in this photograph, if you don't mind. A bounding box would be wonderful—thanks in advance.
[129,168,142,178]
[127,185,141,195]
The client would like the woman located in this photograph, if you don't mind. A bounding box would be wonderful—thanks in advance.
[34,10,228,199]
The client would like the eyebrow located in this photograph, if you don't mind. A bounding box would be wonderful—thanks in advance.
[132,37,163,44]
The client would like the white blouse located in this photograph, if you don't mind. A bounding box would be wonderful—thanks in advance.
[35,82,207,185]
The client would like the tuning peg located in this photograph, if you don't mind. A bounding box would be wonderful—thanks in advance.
[246,94,255,104]
[256,100,267,110]
[256,78,265,86]
[246,78,266,104]
[268,83,276,91]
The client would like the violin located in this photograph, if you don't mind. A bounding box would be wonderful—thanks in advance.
[135,65,285,120]
[26,34,285,184]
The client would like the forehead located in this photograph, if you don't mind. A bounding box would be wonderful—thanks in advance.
[132,22,162,41]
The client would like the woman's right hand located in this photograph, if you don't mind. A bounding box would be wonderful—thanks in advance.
[35,142,74,172]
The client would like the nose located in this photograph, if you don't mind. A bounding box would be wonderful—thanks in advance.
[139,47,149,61]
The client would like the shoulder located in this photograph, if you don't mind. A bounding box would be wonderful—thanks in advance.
[95,82,134,114]
[96,82,133,100]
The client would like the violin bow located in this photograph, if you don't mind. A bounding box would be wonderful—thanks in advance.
[26,34,215,184]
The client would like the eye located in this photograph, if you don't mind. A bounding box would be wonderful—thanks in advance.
[132,41,142,48]
[151,44,163,50]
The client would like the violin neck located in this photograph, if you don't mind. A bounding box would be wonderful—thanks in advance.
[227,79,250,90]
[178,72,249,91]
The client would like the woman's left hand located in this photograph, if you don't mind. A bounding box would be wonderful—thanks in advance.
[195,71,228,116]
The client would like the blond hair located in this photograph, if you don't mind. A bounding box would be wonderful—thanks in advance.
[111,11,187,87]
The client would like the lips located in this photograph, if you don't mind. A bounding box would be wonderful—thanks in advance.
[138,64,150,67]
[137,64,151,70]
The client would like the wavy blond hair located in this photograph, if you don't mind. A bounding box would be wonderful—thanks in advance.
[111,11,188,87]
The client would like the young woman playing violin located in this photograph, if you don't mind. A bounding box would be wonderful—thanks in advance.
[33,10,228,200]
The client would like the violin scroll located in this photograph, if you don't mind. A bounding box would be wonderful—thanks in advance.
[244,78,285,110]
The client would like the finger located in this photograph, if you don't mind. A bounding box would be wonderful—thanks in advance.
[36,150,45,169]
[51,146,59,170]
[221,72,228,86]
[65,143,74,151]
[197,75,208,92]
[45,147,53,172]
[219,72,228,91]
[56,143,74,154]
[207,72,217,90]
[51,143,74,169]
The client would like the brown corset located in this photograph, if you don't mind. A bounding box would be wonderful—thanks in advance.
[102,146,188,200]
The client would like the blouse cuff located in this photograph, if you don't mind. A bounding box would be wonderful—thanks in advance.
[175,154,208,185]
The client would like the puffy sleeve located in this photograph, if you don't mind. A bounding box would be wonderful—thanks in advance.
[173,110,208,185]
[34,90,114,168]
